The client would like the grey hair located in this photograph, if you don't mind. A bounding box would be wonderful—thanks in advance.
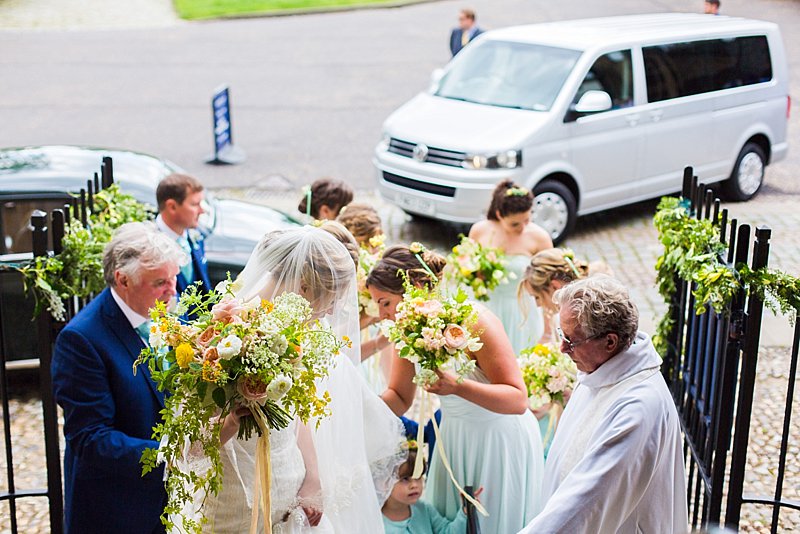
[553,275,639,351]
[103,221,188,287]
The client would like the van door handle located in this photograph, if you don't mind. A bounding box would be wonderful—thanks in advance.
[650,110,663,122]
[626,114,640,127]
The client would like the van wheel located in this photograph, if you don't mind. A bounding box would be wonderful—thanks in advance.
[532,180,577,245]
[724,142,766,201]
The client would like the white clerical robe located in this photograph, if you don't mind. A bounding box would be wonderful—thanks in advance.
[518,332,689,534]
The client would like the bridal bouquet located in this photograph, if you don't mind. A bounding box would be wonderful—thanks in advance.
[387,282,483,387]
[444,235,513,301]
[134,283,348,533]
[519,343,577,409]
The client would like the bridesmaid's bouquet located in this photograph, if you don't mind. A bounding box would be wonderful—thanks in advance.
[519,343,577,409]
[357,238,384,318]
[387,281,483,387]
[134,282,348,533]
[444,235,513,301]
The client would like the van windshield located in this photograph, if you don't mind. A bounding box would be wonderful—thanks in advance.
[436,40,582,111]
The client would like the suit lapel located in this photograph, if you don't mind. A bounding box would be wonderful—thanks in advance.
[101,290,165,408]
[188,236,211,291]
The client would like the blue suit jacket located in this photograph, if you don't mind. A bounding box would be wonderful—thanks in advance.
[52,288,167,534]
[449,26,483,57]
[176,233,211,294]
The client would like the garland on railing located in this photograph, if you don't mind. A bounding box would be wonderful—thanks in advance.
[19,185,151,321]
[652,196,800,356]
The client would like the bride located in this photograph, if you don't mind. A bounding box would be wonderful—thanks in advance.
[198,227,406,533]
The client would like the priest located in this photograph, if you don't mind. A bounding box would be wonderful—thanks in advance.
[518,276,688,534]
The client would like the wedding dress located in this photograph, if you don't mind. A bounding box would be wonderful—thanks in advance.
[199,227,405,534]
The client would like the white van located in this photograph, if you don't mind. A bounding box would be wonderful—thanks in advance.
[373,14,789,243]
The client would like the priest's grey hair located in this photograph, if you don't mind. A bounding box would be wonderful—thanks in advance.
[553,275,639,351]
[103,221,188,287]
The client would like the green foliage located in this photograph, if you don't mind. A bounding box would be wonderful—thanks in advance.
[653,196,799,356]
[174,0,399,20]
[19,184,151,320]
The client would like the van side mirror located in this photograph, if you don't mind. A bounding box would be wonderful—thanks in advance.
[574,90,613,114]
[429,68,444,92]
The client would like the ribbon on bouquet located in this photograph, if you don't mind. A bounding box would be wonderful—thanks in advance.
[250,409,273,534]
[414,390,488,517]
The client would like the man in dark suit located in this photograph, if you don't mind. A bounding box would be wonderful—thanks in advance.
[52,222,186,533]
[449,8,483,57]
[155,173,211,294]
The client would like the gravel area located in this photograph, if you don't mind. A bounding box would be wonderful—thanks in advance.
[0,0,180,30]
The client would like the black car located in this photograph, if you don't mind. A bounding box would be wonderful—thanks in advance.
[0,145,300,367]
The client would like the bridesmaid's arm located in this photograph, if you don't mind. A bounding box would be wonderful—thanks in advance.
[426,309,528,415]
[381,349,418,416]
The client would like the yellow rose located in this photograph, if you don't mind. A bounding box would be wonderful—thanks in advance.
[176,343,195,369]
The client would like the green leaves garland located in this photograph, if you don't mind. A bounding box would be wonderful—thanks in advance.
[19,184,151,320]
[653,196,800,356]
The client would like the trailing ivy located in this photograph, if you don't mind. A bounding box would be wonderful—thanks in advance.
[653,196,800,356]
[19,185,151,320]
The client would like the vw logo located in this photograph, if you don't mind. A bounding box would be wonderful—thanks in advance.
[412,143,429,162]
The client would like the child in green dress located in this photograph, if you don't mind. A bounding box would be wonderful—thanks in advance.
[382,444,480,534]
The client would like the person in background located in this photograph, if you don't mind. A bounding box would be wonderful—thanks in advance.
[517,276,688,534]
[469,180,553,357]
[156,173,211,295]
[449,8,483,57]
[52,222,186,534]
[337,203,384,252]
[298,177,354,220]
[704,0,720,14]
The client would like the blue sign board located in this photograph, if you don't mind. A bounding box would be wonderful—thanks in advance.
[207,85,245,165]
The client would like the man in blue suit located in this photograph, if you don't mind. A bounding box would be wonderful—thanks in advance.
[52,222,186,533]
[155,173,211,295]
[449,8,483,57]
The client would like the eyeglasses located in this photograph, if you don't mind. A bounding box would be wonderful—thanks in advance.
[557,326,608,352]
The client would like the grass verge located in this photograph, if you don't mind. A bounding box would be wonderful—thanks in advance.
[174,0,404,19]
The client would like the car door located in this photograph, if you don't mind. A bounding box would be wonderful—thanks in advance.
[565,49,643,212]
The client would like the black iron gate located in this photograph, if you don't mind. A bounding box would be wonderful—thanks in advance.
[0,157,116,533]
[662,167,799,532]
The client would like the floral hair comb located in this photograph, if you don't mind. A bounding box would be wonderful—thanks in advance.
[505,186,530,197]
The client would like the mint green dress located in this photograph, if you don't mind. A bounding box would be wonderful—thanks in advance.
[484,254,544,357]
[423,368,544,533]
[382,502,467,534]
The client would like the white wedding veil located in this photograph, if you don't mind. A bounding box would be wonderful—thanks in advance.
[228,226,405,532]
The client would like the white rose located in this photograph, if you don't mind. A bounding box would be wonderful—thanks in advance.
[266,374,293,401]
[271,335,289,356]
[218,334,243,359]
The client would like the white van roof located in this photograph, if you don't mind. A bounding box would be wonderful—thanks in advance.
[488,14,779,51]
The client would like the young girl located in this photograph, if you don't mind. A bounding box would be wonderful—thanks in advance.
[336,203,383,251]
[298,178,354,220]
[382,444,472,534]
[468,180,553,356]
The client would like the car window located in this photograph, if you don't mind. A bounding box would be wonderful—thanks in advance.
[0,198,66,254]
[643,36,772,103]
[435,40,582,111]
[572,49,634,110]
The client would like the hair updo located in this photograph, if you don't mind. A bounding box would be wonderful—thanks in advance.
[336,203,382,247]
[366,244,446,295]
[297,178,354,219]
[486,179,534,221]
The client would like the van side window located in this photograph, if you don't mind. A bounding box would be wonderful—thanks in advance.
[572,49,634,111]
[643,36,772,103]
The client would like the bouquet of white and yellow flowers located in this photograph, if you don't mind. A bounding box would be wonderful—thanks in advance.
[357,239,384,318]
[444,235,513,301]
[135,283,348,533]
[387,281,483,387]
[519,343,577,410]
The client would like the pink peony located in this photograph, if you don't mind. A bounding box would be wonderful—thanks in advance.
[211,297,245,322]
[237,376,269,405]
[414,299,444,318]
[443,324,469,350]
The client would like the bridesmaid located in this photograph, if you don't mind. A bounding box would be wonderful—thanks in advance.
[468,180,553,356]
[368,245,544,533]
